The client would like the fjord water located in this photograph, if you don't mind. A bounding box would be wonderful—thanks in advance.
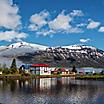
[0,78,104,104]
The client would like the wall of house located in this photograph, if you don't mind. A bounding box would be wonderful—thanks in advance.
[39,67,51,75]
[61,72,68,75]
[0,71,2,75]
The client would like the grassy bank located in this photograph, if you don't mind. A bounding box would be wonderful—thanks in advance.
[76,74,104,80]
[1,74,104,80]
[0,74,76,80]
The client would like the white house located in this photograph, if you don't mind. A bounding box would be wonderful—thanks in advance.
[30,64,51,75]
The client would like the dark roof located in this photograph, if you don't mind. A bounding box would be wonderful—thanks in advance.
[21,64,31,69]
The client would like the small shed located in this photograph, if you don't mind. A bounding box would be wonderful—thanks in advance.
[19,64,31,73]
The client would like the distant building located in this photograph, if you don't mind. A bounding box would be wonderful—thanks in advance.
[77,68,94,75]
[20,64,31,73]
[51,67,70,75]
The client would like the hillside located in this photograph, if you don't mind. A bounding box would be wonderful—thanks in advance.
[0,42,104,67]
[17,44,104,68]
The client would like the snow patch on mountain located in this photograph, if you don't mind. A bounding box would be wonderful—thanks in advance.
[0,42,48,57]
[62,45,96,50]
[8,42,48,50]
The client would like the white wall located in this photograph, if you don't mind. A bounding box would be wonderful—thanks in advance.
[0,71,2,75]
[40,67,51,75]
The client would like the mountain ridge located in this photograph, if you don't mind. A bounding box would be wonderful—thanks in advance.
[0,42,104,68]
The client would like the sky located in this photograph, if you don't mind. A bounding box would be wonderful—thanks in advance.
[0,0,104,50]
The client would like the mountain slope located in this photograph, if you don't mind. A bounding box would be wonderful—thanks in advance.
[18,44,104,68]
[0,42,104,68]
[0,42,48,57]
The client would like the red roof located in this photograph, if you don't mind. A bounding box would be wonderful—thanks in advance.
[31,64,49,67]
[54,68,66,72]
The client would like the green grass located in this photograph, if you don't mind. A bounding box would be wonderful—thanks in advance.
[0,73,76,80]
[0,73,21,76]
[2,73,104,80]
[76,74,104,80]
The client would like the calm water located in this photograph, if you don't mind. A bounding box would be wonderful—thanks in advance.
[0,78,104,104]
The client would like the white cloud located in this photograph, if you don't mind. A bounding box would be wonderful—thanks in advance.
[36,29,55,36]
[48,11,83,35]
[87,19,101,29]
[67,27,83,33]
[77,23,87,27]
[9,0,13,5]
[49,11,72,31]
[80,38,91,43]
[28,24,39,31]
[98,27,104,32]
[36,27,83,37]
[28,10,49,31]
[28,10,84,36]
[70,10,84,17]
[0,0,21,30]
[0,31,28,42]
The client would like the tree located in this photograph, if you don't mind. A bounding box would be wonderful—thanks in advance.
[2,67,10,74]
[10,58,17,74]
[71,65,77,73]
[19,66,25,74]
[2,63,10,74]
[0,63,3,72]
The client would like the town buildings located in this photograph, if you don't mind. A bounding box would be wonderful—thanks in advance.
[20,64,71,75]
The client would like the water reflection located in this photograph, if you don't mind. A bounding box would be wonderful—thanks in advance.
[0,78,104,104]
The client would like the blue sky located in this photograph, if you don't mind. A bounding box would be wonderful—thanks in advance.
[0,0,104,50]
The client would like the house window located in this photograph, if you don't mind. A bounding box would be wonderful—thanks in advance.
[66,71,68,74]
[44,67,48,73]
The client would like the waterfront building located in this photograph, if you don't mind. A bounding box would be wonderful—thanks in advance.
[20,64,72,75]
[20,64,51,75]
[30,64,51,75]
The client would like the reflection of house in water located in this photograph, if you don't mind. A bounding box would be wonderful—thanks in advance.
[1,79,103,104]
[40,78,51,90]
[61,77,71,85]
[17,77,72,94]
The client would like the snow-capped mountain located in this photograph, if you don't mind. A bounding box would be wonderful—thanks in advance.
[8,42,48,50]
[0,42,104,67]
[0,42,48,57]
[62,44,96,50]
[18,44,104,68]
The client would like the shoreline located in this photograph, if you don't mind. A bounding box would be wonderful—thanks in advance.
[0,74,76,80]
[76,75,104,80]
[1,74,104,80]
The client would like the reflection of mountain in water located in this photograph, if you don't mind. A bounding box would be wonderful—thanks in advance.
[0,78,104,104]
